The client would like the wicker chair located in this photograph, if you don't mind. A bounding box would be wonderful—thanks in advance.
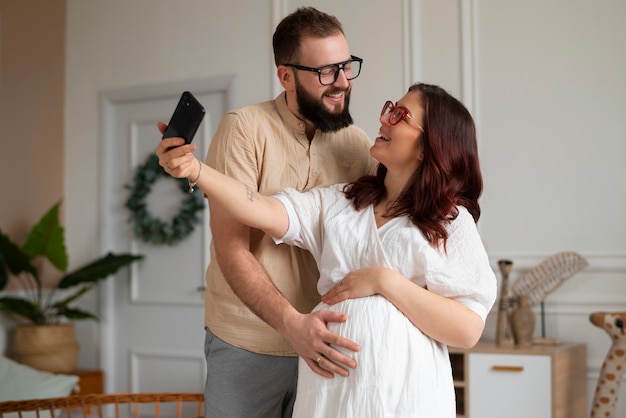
[0,392,204,418]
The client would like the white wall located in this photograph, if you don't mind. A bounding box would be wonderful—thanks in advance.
[64,0,626,414]
[472,1,626,414]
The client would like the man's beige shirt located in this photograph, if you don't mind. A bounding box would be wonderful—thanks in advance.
[204,93,377,356]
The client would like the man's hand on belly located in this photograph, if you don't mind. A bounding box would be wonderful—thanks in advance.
[279,309,360,378]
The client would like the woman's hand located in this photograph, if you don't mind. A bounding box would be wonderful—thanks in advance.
[324,266,485,348]
[155,122,198,178]
[321,267,399,305]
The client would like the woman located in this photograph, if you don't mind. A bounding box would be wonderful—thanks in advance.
[156,83,497,417]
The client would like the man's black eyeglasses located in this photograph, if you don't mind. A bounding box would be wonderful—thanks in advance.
[283,56,363,86]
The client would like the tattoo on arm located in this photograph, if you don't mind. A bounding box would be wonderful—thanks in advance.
[246,186,260,203]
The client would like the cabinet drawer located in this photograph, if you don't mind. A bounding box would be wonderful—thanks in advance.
[468,353,551,418]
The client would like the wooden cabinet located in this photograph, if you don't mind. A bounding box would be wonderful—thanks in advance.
[449,341,586,418]
[71,369,105,395]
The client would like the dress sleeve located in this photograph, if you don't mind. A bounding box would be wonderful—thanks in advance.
[272,191,302,245]
[270,187,327,259]
[424,208,497,323]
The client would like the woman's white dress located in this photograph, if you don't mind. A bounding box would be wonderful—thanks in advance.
[273,184,497,418]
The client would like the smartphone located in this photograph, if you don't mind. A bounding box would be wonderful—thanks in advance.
[161,91,206,144]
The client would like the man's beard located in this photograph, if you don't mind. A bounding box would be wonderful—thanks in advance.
[295,77,354,133]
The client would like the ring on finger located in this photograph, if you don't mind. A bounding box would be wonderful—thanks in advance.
[315,356,322,365]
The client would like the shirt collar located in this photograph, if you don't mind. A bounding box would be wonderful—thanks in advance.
[275,92,307,135]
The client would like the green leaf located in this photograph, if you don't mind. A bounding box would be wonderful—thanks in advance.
[22,201,68,272]
[52,286,92,307]
[0,296,40,322]
[0,231,38,290]
[58,253,143,289]
[56,306,98,321]
[0,200,144,325]
[0,265,5,291]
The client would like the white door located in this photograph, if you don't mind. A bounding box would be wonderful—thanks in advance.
[99,76,235,395]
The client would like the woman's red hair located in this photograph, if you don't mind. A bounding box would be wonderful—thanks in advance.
[344,83,483,249]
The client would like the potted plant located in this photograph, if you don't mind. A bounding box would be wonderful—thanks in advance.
[0,201,143,372]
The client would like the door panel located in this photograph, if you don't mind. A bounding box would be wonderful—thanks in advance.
[100,78,234,393]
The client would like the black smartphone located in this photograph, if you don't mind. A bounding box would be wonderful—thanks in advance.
[161,91,206,144]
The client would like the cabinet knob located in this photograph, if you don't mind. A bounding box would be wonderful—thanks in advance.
[491,365,525,372]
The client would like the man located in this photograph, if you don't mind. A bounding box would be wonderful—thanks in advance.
[203,7,376,417]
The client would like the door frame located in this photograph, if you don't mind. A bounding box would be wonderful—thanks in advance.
[98,76,236,392]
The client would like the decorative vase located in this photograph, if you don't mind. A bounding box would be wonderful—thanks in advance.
[8,323,79,373]
[511,295,535,347]
[496,259,515,346]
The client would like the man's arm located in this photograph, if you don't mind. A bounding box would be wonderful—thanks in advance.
[156,122,360,376]
[209,201,360,378]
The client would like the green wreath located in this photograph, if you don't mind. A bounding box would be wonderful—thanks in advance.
[125,153,204,246]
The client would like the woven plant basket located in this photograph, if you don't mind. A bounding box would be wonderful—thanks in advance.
[9,323,79,373]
